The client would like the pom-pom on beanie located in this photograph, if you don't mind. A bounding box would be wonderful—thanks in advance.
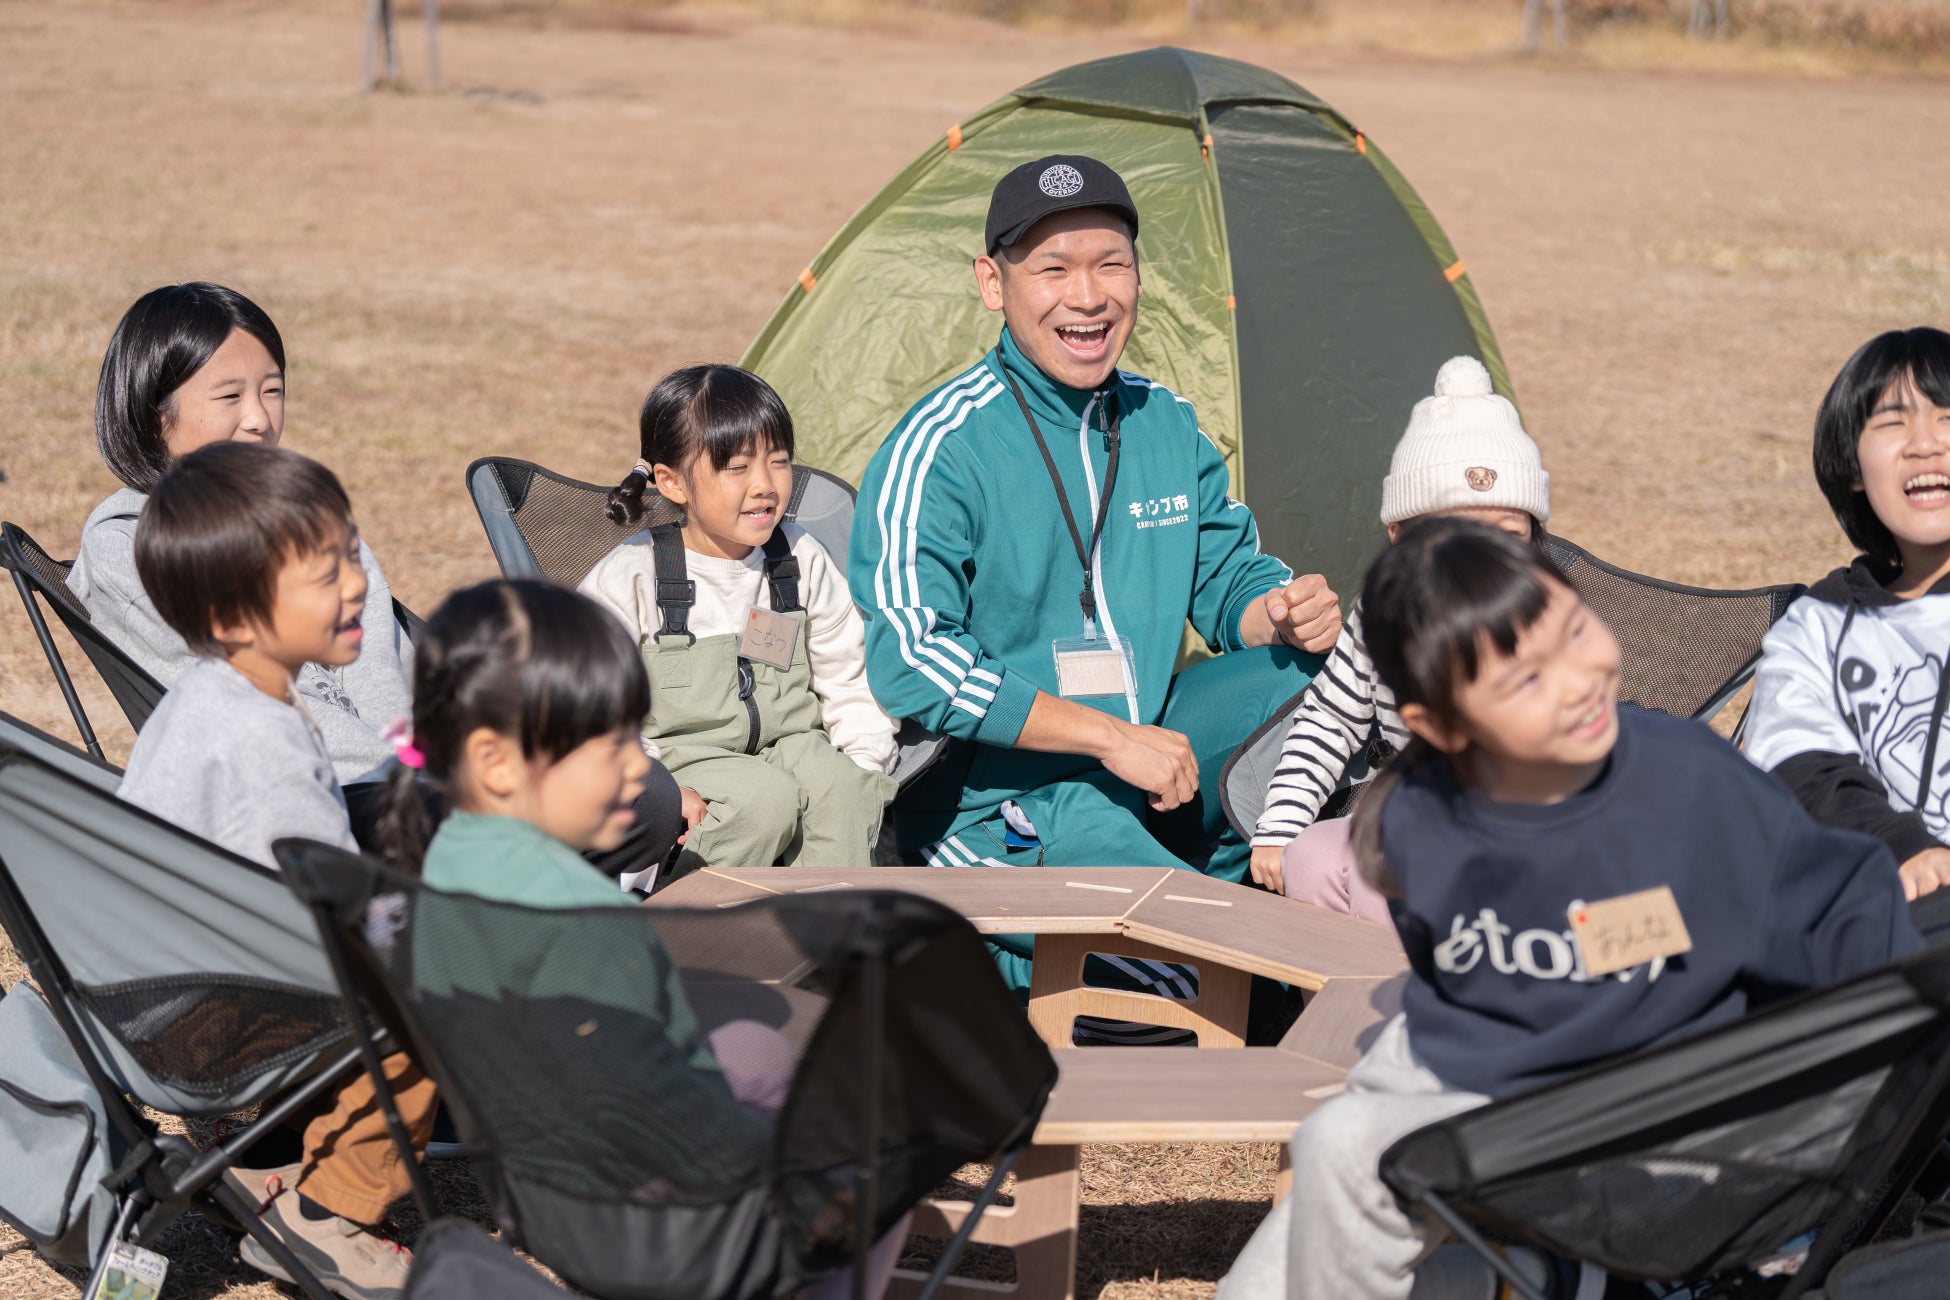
[1379,356,1549,527]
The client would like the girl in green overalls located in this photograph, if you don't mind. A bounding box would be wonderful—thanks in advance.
[581,365,898,869]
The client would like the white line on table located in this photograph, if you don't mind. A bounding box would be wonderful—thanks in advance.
[1164,894,1231,907]
[796,882,856,892]
[1064,881,1134,893]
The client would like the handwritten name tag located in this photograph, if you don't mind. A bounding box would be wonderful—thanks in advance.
[1567,886,1692,977]
[739,608,799,670]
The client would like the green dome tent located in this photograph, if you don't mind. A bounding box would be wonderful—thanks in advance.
[741,46,1514,597]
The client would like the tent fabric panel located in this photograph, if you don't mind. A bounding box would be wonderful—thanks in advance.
[1356,138,1515,400]
[744,105,1236,490]
[1011,46,1328,123]
[743,95,1020,369]
[1209,100,1494,598]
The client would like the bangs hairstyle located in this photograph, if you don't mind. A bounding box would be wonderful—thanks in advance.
[380,580,650,870]
[96,283,286,492]
[1814,327,1950,570]
[1350,517,1567,897]
[606,365,795,526]
[134,443,352,659]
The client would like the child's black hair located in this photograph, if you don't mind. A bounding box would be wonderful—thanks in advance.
[95,283,287,492]
[605,365,796,527]
[378,579,651,871]
[1814,327,1950,571]
[134,443,353,658]
[1348,517,1567,894]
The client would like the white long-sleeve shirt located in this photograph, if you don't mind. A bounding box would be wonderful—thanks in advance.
[580,524,897,774]
[1252,602,1411,846]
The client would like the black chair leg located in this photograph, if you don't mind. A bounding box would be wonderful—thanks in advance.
[12,569,105,762]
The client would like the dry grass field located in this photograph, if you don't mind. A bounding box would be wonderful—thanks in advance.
[2,0,1949,1295]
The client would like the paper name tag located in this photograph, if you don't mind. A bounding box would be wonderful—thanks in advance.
[1567,886,1692,977]
[738,608,799,670]
[86,1242,168,1300]
[1055,647,1126,697]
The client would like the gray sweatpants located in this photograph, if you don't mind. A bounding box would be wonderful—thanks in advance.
[1217,1016,1494,1300]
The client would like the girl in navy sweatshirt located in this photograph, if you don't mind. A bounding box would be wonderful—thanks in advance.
[1218,518,1919,1300]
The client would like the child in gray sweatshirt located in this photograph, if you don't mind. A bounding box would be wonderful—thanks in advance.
[70,283,411,786]
[114,441,423,1299]
[114,444,366,867]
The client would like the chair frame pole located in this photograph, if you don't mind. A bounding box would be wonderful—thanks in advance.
[854,908,890,1300]
[1418,1192,1550,1300]
[912,1143,1027,1300]
[10,568,105,762]
[304,895,445,1224]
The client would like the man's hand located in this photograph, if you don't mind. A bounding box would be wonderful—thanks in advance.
[1248,574,1341,654]
[1900,846,1950,901]
[678,786,708,845]
[1096,720,1198,812]
[1249,842,1287,894]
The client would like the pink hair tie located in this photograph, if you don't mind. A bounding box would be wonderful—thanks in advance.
[381,718,426,770]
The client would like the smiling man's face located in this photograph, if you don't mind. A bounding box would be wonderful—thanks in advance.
[975,208,1139,392]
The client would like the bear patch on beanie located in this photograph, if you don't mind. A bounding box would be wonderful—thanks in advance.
[1379,356,1549,527]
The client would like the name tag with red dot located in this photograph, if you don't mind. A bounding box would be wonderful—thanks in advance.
[1567,886,1693,977]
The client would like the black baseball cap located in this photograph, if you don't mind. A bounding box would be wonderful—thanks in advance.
[983,155,1140,256]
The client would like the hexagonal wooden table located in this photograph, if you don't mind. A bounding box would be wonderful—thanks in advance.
[651,867,1407,1299]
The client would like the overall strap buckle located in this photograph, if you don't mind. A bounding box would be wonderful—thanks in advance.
[650,524,697,645]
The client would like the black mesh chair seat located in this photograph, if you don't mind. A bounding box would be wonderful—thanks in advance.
[275,838,1056,1300]
[1380,944,1950,1299]
[1541,534,1805,723]
[1,521,165,762]
[1219,535,1809,841]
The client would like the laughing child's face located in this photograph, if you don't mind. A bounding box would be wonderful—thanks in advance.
[656,440,792,561]
[1855,371,1950,569]
[216,520,366,697]
[1405,578,1622,805]
[526,726,650,853]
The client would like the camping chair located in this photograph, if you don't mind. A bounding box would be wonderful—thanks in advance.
[1379,943,1950,1300]
[463,456,946,789]
[0,713,368,1300]
[0,521,164,764]
[1219,534,1809,842]
[274,836,1059,1300]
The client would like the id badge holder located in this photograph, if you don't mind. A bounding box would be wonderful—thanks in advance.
[1052,626,1134,700]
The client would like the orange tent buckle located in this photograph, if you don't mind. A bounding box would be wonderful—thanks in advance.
[946,124,963,150]
[1443,260,1466,283]
[798,268,818,293]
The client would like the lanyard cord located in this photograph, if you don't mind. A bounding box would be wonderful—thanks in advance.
[1002,369,1122,629]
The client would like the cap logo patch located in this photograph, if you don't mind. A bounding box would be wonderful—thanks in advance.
[1465,467,1498,491]
[1038,164,1084,198]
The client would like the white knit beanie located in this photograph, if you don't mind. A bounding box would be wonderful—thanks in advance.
[1379,356,1549,527]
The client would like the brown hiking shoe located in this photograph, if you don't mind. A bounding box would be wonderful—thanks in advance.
[227,1163,412,1300]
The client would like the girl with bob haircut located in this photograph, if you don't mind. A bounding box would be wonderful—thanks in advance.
[580,364,897,871]
[1217,518,1915,1300]
[68,282,414,788]
[1746,327,1950,904]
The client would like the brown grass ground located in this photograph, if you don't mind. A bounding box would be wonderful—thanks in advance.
[2,0,1949,1295]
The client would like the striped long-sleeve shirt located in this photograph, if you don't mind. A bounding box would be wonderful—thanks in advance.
[1252,602,1411,847]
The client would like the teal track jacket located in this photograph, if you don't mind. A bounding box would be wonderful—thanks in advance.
[850,327,1293,823]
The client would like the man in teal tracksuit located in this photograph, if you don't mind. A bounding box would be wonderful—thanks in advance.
[849,155,1343,1000]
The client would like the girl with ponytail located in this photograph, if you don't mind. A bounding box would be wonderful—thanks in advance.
[378,579,688,893]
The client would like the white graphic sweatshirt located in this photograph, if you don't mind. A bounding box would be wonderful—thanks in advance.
[1745,557,1950,863]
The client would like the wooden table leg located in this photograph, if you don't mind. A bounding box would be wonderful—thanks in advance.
[887,1143,1082,1300]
